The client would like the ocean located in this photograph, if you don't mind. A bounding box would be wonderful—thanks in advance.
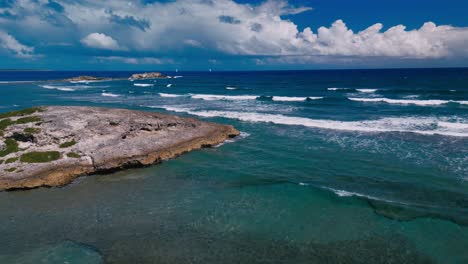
[0,69,467,263]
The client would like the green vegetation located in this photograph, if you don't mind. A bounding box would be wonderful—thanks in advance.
[0,118,14,131]
[5,157,18,164]
[15,116,42,124]
[20,151,60,163]
[109,121,119,126]
[24,127,41,134]
[67,152,81,158]
[4,167,17,172]
[0,160,3,164]
[59,140,77,148]
[0,138,19,157]
[0,107,43,119]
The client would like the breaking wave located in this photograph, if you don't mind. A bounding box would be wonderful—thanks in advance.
[39,85,76,91]
[356,89,378,93]
[155,106,468,137]
[349,97,468,106]
[101,92,120,97]
[134,83,154,87]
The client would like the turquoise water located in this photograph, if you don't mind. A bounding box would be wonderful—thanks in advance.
[0,69,467,263]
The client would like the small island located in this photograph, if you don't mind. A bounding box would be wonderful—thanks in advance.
[0,106,239,190]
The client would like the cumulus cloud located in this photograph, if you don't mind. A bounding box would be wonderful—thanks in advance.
[0,31,35,58]
[81,33,123,50]
[1,0,468,65]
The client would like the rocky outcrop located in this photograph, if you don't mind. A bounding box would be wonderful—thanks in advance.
[128,72,166,80]
[0,106,239,190]
[63,76,107,82]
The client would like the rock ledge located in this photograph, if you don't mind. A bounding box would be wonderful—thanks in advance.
[0,106,239,190]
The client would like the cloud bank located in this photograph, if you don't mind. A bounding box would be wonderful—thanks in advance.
[1,0,468,66]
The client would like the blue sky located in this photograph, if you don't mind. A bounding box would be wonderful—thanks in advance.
[1,0,468,70]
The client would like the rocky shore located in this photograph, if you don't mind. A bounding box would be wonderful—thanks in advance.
[0,106,239,190]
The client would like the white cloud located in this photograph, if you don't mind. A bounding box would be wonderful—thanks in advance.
[2,0,468,65]
[81,33,123,50]
[94,56,174,65]
[0,31,35,58]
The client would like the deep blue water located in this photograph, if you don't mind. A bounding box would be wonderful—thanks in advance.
[0,69,467,263]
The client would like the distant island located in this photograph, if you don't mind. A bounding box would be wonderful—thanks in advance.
[0,106,239,190]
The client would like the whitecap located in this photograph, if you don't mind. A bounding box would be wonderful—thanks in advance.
[173,76,183,79]
[159,93,185,98]
[190,94,258,101]
[356,89,377,93]
[39,85,75,91]
[349,97,467,106]
[327,87,350,91]
[272,96,323,102]
[101,92,120,97]
[226,87,237,90]
[134,83,154,87]
[157,106,468,137]
[166,84,173,88]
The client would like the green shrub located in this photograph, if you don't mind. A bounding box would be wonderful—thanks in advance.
[4,167,17,172]
[0,138,19,157]
[0,118,14,131]
[24,127,41,134]
[67,152,81,158]
[0,107,43,119]
[59,140,77,148]
[15,116,42,124]
[5,157,18,164]
[20,151,60,163]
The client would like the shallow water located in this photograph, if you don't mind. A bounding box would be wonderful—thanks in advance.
[0,69,467,263]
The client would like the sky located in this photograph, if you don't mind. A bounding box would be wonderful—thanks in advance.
[1,0,468,70]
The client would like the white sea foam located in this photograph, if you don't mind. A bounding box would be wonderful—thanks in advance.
[157,106,468,137]
[190,94,258,101]
[158,93,185,98]
[226,87,237,90]
[356,89,377,93]
[272,96,323,102]
[327,88,350,91]
[173,76,183,79]
[101,92,120,97]
[214,131,251,147]
[349,97,468,106]
[134,83,154,87]
[39,85,75,91]
[166,84,173,88]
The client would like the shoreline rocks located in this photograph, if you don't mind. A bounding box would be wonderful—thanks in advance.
[128,72,166,81]
[0,106,239,191]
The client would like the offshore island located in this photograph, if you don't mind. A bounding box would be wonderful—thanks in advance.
[0,106,239,190]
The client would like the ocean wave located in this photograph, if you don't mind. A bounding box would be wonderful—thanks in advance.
[101,92,120,97]
[166,84,173,88]
[156,106,468,137]
[173,76,183,79]
[349,97,468,106]
[226,87,237,90]
[328,88,351,91]
[39,85,75,91]
[271,96,323,102]
[134,83,154,87]
[214,131,251,148]
[190,94,258,101]
[356,89,378,93]
[159,93,185,98]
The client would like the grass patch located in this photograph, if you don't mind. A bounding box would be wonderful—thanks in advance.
[4,167,17,172]
[67,152,81,158]
[5,157,18,164]
[24,127,41,134]
[0,138,19,157]
[15,116,42,124]
[0,107,43,119]
[20,151,60,163]
[59,140,77,148]
[0,118,14,131]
